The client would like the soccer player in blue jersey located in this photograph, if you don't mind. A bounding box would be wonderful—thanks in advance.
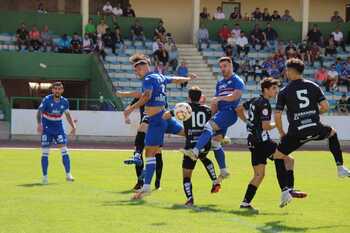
[123,53,196,199]
[36,82,77,185]
[183,56,245,180]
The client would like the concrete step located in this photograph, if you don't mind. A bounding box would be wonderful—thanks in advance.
[187,67,212,72]
[187,63,208,68]
[0,121,10,140]
[177,44,196,48]
[191,80,216,84]
[179,55,203,60]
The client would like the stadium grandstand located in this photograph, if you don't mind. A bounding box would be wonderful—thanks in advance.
[1,1,350,233]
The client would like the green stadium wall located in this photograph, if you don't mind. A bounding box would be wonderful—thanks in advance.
[0,51,123,120]
[0,11,160,38]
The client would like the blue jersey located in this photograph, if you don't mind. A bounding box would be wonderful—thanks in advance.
[142,72,172,107]
[215,74,245,111]
[38,94,69,134]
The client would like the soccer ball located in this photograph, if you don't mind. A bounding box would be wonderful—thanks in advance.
[174,102,192,121]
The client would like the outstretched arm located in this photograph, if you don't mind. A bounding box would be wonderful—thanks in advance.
[170,73,197,85]
[123,90,152,121]
[116,91,142,99]
[216,90,242,102]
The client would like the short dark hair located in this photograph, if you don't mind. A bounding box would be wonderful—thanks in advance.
[51,82,63,88]
[188,86,202,102]
[286,58,304,74]
[260,77,279,92]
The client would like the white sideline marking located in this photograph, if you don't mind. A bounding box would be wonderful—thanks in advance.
[0,147,183,152]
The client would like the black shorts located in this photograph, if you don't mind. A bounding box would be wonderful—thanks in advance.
[248,136,277,166]
[277,123,332,155]
[182,150,209,170]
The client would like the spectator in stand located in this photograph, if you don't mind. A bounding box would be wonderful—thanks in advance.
[285,40,297,55]
[16,23,29,51]
[331,11,344,23]
[251,8,263,21]
[332,26,347,52]
[154,45,169,71]
[236,31,249,57]
[276,40,285,55]
[152,37,162,54]
[271,10,281,21]
[154,20,166,42]
[102,28,116,54]
[268,63,281,79]
[112,3,123,17]
[102,1,113,17]
[281,9,294,22]
[327,64,339,92]
[82,33,94,53]
[262,8,271,21]
[200,7,210,20]
[225,44,234,58]
[41,25,53,52]
[339,57,350,91]
[123,4,136,17]
[249,24,266,50]
[264,23,278,51]
[57,34,71,53]
[285,41,299,59]
[85,18,97,41]
[197,23,210,51]
[169,44,178,72]
[37,2,47,14]
[230,7,242,20]
[97,19,109,36]
[96,34,106,60]
[231,23,241,38]
[70,33,82,54]
[325,35,337,57]
[226,32,236,48]
[307,24,323,46]
[29,25,41,51]
[213,7,225,20]
[113,24,124,49]
[336,94,348,114]
[307,42,323,67]
[218,24,230,48]
[252,59,264,82]
[314,66,328,86]
[177,61,189,88]
[298,40,309,62]
[130,20,146,47]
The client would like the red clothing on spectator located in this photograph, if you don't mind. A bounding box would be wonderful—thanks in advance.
[315,69,328,82]
[29,30,40,40]
[219,27,231,41]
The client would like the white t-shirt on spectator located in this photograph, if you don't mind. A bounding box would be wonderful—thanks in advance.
[214,12,225,20]
[236,36,248,47]
[103,4,113,13]
[152,42,160,53]
[83,38,92,48]
[328,70,338,78]
[331,31,343,42]
[227,37,236,46]
[231,29,241,38]
[112,7,123,16]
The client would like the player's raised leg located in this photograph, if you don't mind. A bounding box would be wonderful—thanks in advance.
[327,128,350,177]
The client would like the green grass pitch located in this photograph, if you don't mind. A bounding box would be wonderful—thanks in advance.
[1,148,350,233]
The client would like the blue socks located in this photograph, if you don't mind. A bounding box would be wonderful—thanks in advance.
[144,157,156,185]
[41,147,49,176]
[214,147,226,169]
[195,123,214,152]
[61,147,71,174]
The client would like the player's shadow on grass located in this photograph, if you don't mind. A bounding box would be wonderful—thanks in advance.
[111,190,134,195]
[256,221,350,233]
[102,199,146,206]
[229,210,288,217]
[17,183,58,187]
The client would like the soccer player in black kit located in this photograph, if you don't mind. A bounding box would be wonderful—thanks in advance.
[236,78,296,212]
[165,86,221,206]
[273,58,350,207]
[116,91,163,190]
